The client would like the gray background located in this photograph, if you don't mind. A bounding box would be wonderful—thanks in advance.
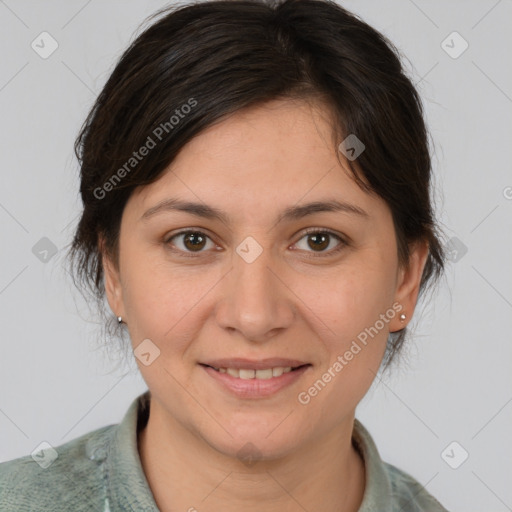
[0,1,511,510]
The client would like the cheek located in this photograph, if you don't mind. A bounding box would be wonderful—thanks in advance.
[120,253,220,350]
[292,260,395,395]
[294,259,396,343]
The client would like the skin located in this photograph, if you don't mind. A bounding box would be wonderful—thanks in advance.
[102,98,429,512]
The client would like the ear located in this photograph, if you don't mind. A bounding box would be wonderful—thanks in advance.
[389,240,429,332]
[99,235,125,320]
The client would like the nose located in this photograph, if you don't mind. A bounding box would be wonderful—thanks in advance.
[215,242,295,343]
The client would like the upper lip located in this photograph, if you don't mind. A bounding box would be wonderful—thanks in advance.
[200,358,310,370]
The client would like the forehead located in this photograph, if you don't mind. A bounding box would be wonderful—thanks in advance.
[127,98,385,223]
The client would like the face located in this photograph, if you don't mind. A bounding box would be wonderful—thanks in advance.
[104,98,427,460]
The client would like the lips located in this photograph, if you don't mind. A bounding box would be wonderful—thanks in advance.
[200,358,309,379]
[199,358,311,398]
[200,358,309,371]
[203,365,301,379]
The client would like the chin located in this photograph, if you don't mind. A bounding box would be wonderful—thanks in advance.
[214,436,299,464]
[199,418,306,464]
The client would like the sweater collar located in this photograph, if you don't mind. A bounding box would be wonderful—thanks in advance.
[104,391,392,511]
[106,390,158,510]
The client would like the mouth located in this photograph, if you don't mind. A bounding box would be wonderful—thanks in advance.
[200,363,310,380]
[199,359,312,398]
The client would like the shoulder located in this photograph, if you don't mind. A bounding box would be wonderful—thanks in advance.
[384,461,449,512]
[0,423,116,512]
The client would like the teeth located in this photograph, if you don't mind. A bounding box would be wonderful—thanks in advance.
[255,369,273,380]
[215,366,297,379]
[272,367,284,377]
[239,369,255,379]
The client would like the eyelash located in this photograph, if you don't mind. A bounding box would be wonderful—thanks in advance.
[164,228,348,259]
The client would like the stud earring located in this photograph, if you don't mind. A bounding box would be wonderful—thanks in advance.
[399,313,406,322]
[117,316,123,324]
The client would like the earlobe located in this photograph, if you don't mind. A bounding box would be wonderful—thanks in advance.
[390,240,429,332]
[100,236,125,320]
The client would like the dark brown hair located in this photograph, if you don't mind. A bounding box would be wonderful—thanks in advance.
[67,0,445,368]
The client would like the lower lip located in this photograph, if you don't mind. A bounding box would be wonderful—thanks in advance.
[201,364,311,398]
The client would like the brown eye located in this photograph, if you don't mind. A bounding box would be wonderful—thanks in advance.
[294,229,346,255]
[307,232,330,251]
[182,232,207,251]
[166,230,214,254]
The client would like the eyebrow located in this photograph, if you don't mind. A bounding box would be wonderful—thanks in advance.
[140,197,369,224]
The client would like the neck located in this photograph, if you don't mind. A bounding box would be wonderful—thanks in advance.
[138,398,365,512]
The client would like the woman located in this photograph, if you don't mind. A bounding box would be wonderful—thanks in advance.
[0,0,448,510]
